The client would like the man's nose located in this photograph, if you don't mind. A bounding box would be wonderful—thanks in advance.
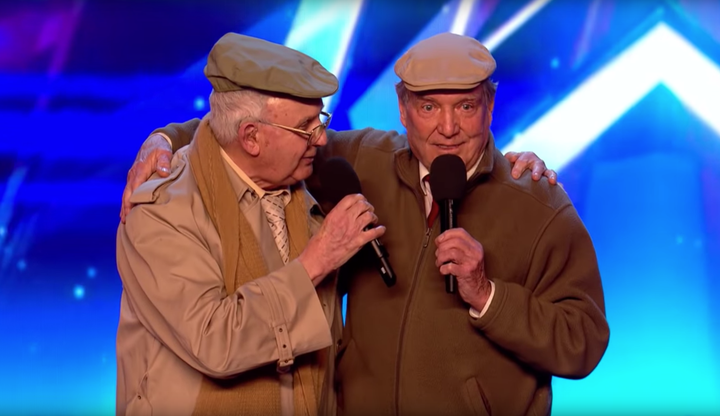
[313,130,328,147]
[437,110,459,137]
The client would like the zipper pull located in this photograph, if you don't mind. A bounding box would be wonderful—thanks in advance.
[422,227,432,248]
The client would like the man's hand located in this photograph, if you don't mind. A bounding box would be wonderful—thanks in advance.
[504,151,559,185]
[299,194,385,286]
[120,134,173,223]
[435,228,492,311]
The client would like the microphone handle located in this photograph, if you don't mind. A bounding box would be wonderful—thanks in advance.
[365,226,397,287]
[446,274,457,294]
[441,200,458,294]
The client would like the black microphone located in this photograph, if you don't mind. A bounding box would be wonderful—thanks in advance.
[429,154,467,294]
[318,157,396,287]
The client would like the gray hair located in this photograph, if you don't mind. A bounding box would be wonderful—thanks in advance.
[395,79,498,108]
[208,89,269,146]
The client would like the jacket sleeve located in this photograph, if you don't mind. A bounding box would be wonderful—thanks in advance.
[471,204,610,379]
[117,205,332,379]
[318,129,367,164]
[151,118,202,152]
[308,127,394,204]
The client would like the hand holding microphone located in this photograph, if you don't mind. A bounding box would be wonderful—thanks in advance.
[429,154,492,307]
[428,154,466,293]
[319,157,396,287]
[299,192,386,286]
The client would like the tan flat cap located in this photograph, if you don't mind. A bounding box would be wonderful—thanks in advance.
[394,32,496,92]
[205,33,338,98]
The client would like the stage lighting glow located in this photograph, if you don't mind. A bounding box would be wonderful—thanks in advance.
[73,284,85,300]
[193,97,205,111]
[502,22,720,171]
[284,0,364,112]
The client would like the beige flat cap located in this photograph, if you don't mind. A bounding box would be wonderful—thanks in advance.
[394,32,496,91]
[204,33,338,98]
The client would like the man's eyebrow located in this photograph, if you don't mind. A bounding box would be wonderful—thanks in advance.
[454,96,481,104]
[415,96,479,105]
[294,116,314,129]
[416,96,439,104]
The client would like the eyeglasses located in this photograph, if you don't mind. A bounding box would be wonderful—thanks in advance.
[259,111,332,147]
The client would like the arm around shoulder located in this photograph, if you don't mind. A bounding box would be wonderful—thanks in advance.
[152,118,202,152]
[319,128,403,165]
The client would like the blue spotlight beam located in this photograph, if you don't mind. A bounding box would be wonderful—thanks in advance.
[481,0,552,50]
[284,0,364,113]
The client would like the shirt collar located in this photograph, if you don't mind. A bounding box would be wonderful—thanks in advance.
[220,147,290,202]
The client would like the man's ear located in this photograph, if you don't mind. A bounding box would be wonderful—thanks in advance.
[238,122,261,156]
[486,96,495,126]
[398,99,408,129]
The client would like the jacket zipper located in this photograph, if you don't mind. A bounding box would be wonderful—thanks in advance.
[393,224,433,415]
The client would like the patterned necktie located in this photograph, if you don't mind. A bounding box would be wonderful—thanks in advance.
[261,192,291,264]
[422,175,439,228]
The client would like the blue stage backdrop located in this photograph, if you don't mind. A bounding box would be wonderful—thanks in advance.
[1,1,719,415]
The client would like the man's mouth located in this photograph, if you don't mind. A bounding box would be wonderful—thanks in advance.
[434,143,462,150]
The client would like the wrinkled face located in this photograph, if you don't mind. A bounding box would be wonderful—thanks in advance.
[399,85,493,171]
[256,98,327,188]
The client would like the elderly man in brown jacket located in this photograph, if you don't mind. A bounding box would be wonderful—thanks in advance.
[120,34,607,415]
[115,34,386,416]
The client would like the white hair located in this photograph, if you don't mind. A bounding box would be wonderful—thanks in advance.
[208,89,269,146]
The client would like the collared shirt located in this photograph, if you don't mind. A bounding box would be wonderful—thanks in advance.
[220,147,291,201]
[220,147,295,416]
[418,152,495,319]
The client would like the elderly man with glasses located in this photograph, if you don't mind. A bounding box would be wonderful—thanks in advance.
[115,33,385,416]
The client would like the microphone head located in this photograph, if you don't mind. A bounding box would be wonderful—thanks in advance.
[318,157,362,205]
[429,154,467,200]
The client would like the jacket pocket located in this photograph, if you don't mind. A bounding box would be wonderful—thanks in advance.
[126,373,153,416]
[463,377,491,416]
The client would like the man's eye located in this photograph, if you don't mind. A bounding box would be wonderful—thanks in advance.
[422,104,434,111]
[461,103,473,111]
